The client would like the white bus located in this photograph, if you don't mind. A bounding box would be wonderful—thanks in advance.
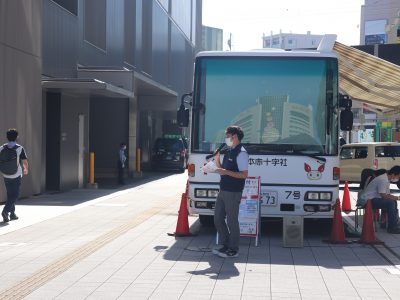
[178,36,353,225]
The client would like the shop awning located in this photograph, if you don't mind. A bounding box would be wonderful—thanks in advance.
[42,78,134,98]
[333,42,400,111]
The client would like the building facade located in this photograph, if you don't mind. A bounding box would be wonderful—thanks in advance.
[360,0,400,45]
[0,1,43,199]
[202,26,223,51]
[1,0,202,199]
[262,31,323,50]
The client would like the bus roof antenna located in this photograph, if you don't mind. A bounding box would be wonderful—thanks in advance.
[317,34,337,52]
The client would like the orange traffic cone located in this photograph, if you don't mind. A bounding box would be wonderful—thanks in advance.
[168,193,193,237]
[358,200,383,244]
[342,181,351,212]
[324,198,349,244]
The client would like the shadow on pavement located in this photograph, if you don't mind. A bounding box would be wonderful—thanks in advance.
[188,259,240,280]
[17,171,175,207]
[161,218,390,270]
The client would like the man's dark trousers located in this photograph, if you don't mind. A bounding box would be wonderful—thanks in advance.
[117,162,124,185]
[3,176,21,213]
[371,197,399,229]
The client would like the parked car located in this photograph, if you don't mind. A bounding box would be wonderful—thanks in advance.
[151,137,188,172]
[340,142,400,182]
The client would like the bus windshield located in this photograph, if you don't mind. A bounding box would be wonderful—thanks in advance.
[191,56,339,155]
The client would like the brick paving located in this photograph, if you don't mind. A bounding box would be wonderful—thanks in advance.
[0,176,399,299]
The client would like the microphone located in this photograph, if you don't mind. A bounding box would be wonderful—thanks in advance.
[206,143,226,160]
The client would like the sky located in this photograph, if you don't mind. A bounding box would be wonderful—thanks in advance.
[202,0,365,50]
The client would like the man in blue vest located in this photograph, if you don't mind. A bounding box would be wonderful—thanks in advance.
[213,126,248,258]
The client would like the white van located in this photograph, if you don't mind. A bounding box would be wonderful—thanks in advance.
[340,142,400,182]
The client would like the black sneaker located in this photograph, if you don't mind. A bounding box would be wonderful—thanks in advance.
[218,249,238,258]
[212,246,228,255]
[2,211,9,223]
[10,213,18,221]
[387,227,400,234]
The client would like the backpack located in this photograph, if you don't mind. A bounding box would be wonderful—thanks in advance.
[0,144,19,175]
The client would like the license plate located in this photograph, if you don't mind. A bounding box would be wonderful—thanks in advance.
[165,156,172,160]
[260,191,278,206]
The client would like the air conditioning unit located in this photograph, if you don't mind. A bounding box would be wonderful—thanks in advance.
[283,216,304,248]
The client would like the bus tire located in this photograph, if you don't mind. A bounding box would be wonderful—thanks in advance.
[199,215,214,227]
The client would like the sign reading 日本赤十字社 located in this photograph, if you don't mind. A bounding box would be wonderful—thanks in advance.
[239,177,261,238]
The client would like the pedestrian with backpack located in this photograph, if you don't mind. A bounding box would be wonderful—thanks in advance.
[0,129,29,222]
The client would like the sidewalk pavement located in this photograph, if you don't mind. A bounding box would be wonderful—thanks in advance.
[0,171,173,236]
[0,178,399,299]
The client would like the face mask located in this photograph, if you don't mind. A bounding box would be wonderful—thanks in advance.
[391,178,399,183]
[225,137,233,147]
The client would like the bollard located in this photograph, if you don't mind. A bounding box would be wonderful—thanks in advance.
[136,148,141,173]
[88,152,97,189]
[89,152,95,184]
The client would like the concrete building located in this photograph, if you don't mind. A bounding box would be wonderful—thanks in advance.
[262,31,323,50]
[0,1,43,199]
[360,0,400,45]
[202,26,223,51]
[1,0,202,199]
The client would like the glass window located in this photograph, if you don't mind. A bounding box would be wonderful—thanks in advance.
[154,139,184,152]
[52,0,78,15]
[158,0,169,11]
[375,146,400,157]
[171,0,191,39]
[354,147,368,159]
[340,148,354,160]
[124,0,136,64]
[84,0,107,50]
[192,57,338,155]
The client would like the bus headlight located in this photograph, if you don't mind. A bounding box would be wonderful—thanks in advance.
[195,201,208,208]
[318,205,332,212]
[319,192,332,200]
[305,191,332,201]
[195,189,208,198]
[304,204,332,212]
[208,189,219,198]
[195,188,219,198]
[307,192,319,200]
[304,205,317,212]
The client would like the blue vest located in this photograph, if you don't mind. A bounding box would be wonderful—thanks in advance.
[220,144,246,192]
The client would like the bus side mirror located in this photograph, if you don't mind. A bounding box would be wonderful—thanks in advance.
[177,92,192,128]
[340,108,353,131]
[177,104,189,127]
[339,94,352,109]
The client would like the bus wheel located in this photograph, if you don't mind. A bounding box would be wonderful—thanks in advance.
[199,215,214,227]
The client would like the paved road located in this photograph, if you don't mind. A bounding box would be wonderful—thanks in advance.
[0,174,399,299]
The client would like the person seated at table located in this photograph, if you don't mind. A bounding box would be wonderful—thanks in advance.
[358,166,400,234]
